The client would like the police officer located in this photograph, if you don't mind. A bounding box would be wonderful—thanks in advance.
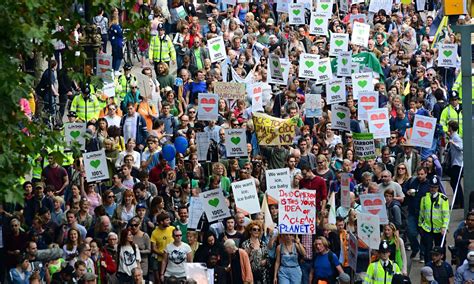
[115,63,137,102]
[70,83,100,122]
[418,175,449,264]
[365,240,401,284]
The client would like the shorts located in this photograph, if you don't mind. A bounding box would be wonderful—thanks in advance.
[150,257,162,271]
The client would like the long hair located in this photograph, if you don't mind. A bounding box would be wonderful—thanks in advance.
[381,223,400,250]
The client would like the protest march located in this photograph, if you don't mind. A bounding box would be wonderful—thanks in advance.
[4,0,474,283]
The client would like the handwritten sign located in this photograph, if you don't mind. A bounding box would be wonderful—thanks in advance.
[208,36,226,63]
[266,168,291,204]
[188,197,203,230]
[367,108,390,139]
[309,13,329,36]
[329,33,349,56]
[196,132,210,161]
[331,104,350,132]
[369,0,392,14]
[315,57,333,84]
[65,122,86,150]
[102,82,115,98]
[305,93,322,118]
[341,173,351,208]
[279,189,317,234]
[411,115,437,148]
[232,179,260,215]
[197,93,218,121]
[351,72,373,100]
[337,52,352,77]
[357,212,380,250]
[353,132,376,160]
[326,78,346,104]
[438,44,457,68]
[200,189,231,222]
[357,91,379,120]
[83,149,109,182]
[253,112,297,145]
[289,3,305,25]
[225,129,247,157]
[298,53,320,80]
[214,82,246,100]
[352,22,370,48]
[360,193,388,224]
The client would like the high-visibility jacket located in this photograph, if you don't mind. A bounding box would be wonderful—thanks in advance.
[70,94,101,122]
[365,260,401,284]
[418,192,449,234]
[439,104,463,137]
[149,34,176,63]
[114,74,137,101]
[452,72,474,102]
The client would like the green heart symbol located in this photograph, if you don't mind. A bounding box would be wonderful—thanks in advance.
[272,60,279,67]
[292,9,301,15]
[70,131,81,139]
[321,3,329,10]
[208,198,220,207]
[318,66,327,73]
[212,44,221,51]
[335,40,344,47]
[90,160,101,169]
[336,112,346,119]
[315,18,324,25]
[341,58,348,65]
[443,50,453,57]
[280,67,284,72]
[331,86,340,93]
[230,137,241,145]
[305,61,314,68]
[358,80,368,88]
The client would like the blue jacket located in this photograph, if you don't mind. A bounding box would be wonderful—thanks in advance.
[404,176,431,216]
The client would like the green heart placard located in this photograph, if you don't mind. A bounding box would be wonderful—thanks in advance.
[341,58,348,65]
[230,137,241,145]
[443,50,453,57]
[336,112,346,119]
[70,131,81,139]
[331,86,341,93]
[335,40,344,47]
[208,198,220,207]
[318,66,327,73]
[321,3,329,10]
[358,80,368,88]
[212,44,221,51]
[272,60,279,67]
[305,61,314,68]
[315,18,324,25]
[292,9,301,15]
[90,160,101,169]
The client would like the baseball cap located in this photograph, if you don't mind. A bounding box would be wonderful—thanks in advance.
[136,203,147,210]
[431,246,444,255]
[266,18,274,25]
[421,266,435,281]
[34,182,45,189]
[379,240,390,253]
[429,175,441,187]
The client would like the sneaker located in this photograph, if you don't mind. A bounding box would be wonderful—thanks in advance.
[419,259,425,263]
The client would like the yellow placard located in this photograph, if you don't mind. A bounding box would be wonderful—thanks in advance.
[252,113,297,145]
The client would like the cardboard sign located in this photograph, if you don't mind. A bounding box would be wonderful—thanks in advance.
[316,0,333,17]
[268,59,290,85]
[438,44,457,68]
[214,82,246,100]
[337,52,352,77]
[225,129,247,157]
[357,212,380,250]
[367,108,391,139]
[253,112,297,145]
[315,57,333,84]
[369,0,392,14]
[331,104,350,132]
[357,91,379,120]
[351,72,373,100]
[352,22,370,48]
[353,132,376,160]
[197,93,219,121]
[298,53,320,80]
[65,123,86,150]
[96,54,113,81]
[350,14,367,26]
[188,196,204,230]
[249,82,264,113]
[411,115,437,148]
[231,179,261,215]
[196,132,210,161]
[289,3,305,25]
[208,36,226,63]
[360,193,388,224]
[269,54,284,81]
[83,149,109,182]
[341,173,351,208]
[200,189,231,222]
[309,13,329,36]
[326,78,346,104]
[329,33,349,56]
[348,233,358,271]
[265,168,291,204]
[279,189,317,234]
[305,93,322,118]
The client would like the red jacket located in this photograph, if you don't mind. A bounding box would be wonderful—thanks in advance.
[299,175,327,211]
[93,249,117,284]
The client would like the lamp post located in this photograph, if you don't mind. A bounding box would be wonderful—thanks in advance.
[79,0,101,75]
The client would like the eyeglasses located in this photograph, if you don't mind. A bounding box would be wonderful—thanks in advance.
[188,111,196,114]
[398,167,406,170]
[174,234,182,237]
[252,228,261,232]
[108,195,115,198]
[317,161,325,164]
[130,224,139,227]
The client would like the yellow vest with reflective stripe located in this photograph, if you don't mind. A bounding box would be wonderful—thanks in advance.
[114,74,137,101]
[418,192,449,234]
[149,35,176,63]
[365,260,401,284]
[70,94,101,122]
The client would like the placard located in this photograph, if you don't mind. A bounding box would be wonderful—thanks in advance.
[353,132,376,160]
[369,0,392,14]
[208,36,226,63]
[367,108,390,139]
[350,14,367,26]
[351,72,373,100]
[253,112,297,145]
[65,122,86,150]
[348,233,358,271]
[316,0,333,17]
[357,91,379,120]
[315,57,333,84]
[331,104,350,132]
[360,193,388,224]
[231,179,261,215]
[188,196,203,230]
[341,173,351,208]
[340,0,349,12]
[329,33,349,56]
[438,44,457,68]
[266,168,291,204]
[175,6,188,19]
[309,13,329,36]
[411,115,437,148]
[250,82,264,113]
[352,22,370,48]
[262,195,275,230]
[276,0,290,13]
[83,149,109,182]
[214,82,246,100]
[337,52,352,77]
[269,54,283,81]
[267,59,290,85]
[357,212,380,250]
[197,93,218,121]
[225,129,247,157]
[326,78,346,104]
[289,3,305,25]
[298,53,320,80]
[305,93,322,118]
[102,82,115,98]
[97,54,113,81]
[200,189,231,222]
[196,132,210,161]
[279,189,317,234]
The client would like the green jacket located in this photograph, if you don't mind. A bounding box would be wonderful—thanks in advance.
[149,34,176,62]
[418,192,449,234]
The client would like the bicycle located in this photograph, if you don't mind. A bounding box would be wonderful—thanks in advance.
[123,28,140,65]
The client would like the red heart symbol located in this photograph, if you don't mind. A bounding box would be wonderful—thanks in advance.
[343,190,349,196]
[354,18,365,23]
[203,107,214,112]
[255,96,260,102]
[416,120,432,129]
[100,68,108,73]
[201,98,216,105]
[98,59,110,65]
[253,87,262,94]
[360,96,376,103]
[363,199,382,215]
[370,113,386,120]
[374,123,385,129]
[363,106,374,110]
[418,131,428,137]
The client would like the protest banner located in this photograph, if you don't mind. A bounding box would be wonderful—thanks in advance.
[253,113,297,145]
[309,13,329,36]
[65,122,86,150]
[250,82,264,112]
[289,3,305,25]
[214,82,246,100]
[315,57,333,84]
[266,168,291,204]
[305,94,322,118]
[174,6,187,19]
[232,179,261,215]
[337,52,352,77]
[200,189,231,222]
[351,72,373,100]
[369,0,392,13]
[329,33,349,56]
[196,132,210,161]
[298,53,320,80]
[279,189,317,234]
[341,173,351,208]
[268,59,290,85]
[188,196,204,230]
[328,192,337,224]
[411,115,437,148]
[357,91,379,120]
[348,233,358,271]
[367,108,391,139]
[353,133,376,160]
[352,21,370,48]
[438,44,457,68]
[225,129,248,157]
[83,149,109,182]
[326,78,346,104]
[208,36,226,63]
[197,93,219,121]
[331,104,350,132]
[316,0,333,17]
[269,54,283,81]
[96,54,113,81]
[357,212,380,250]
[360,193,388,224]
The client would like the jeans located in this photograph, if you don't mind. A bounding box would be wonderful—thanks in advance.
[300,259,312,284]
[278,266,302,284]
[101,34,108,53]
[407,214,420,256]
[44,92,56,116]
[421,230,443,263]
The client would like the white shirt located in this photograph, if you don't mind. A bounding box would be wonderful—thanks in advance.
[105,115,122,128]
[164,242,192,278]
[123,114,138,143]
[118,244,141,276]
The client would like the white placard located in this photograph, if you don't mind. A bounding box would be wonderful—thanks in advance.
[360,193,388,224]
[331,104,350,132]
[102,82,115,98]
[309,13,329,36]
[196,132,210,161]
[289,4,305,25]
[411,115,437,148]
[341,173,351,208]
[326,78,346,104]
[279,189,317,234]
[369,0,392,14]
[367,108,391,139]
[316,0,333,17]
[276,0,290,13]
[96,54,113,81]
[357,212,380,250]
[83,149,109,182]
[231,179,261,215]
[305,94,322,118]
[200,189,231,222]
[315,57,333,84]
[197,93,218,121]
[267,59,290,85]
[348,233,358,271]
[350,14,367,26]
[337,52,352,77]
[298,53,320,79]
[250,82,264,113]
[222,0,236,4]
[65,123,86,150]
[351,72,373,100]
[340,0,349,12]
[224,129,247,157]
[352,22,370,48]
[438,44,457,68]
[329,33,349,56]
[208,36,226,63]
[357,91,379,121]
[269,54,283,81]
[265,168,291,204]
[188,196,203,230]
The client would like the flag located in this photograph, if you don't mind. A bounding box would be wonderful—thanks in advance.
[328,192,337,225]
[262,194,275,231]
[431,16,449,48]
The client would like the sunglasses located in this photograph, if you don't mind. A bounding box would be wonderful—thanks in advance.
[131,87,138,89]
[188,111,196,113]
[108,195,115,198]
[130,224,139,227]
[398,167,406,170]
[252,228,261,232]
[174,234,182,237]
